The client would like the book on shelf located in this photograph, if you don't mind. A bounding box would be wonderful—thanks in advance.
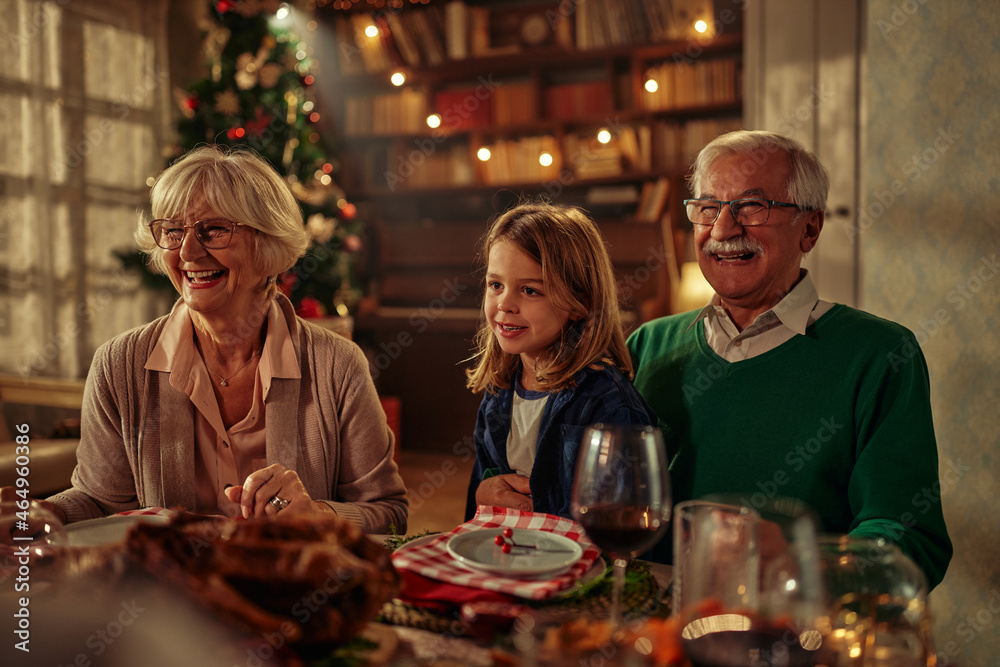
[682,117,743,163]
[574,0,712,50]
[635,176,671,224]
[409,7,447,67]
[617,125,652,173]
[344,89,428,136]
[493,80,537,126]
[642,57,740,110]
[480,135,561,186]
[543,80,614,121]
[585,184,641,205]
[445,1,469,60]
[384,12,421,67]
[434,87,492,130]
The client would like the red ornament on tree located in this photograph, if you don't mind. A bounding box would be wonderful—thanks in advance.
[183,95,199,112]
[339,202,357,220]
[216,0,234,13]
[226,127,246,140]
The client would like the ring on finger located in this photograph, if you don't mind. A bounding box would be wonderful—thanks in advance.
[269,495,290,510]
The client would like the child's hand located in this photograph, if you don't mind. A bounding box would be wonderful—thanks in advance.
[475,474,533,512]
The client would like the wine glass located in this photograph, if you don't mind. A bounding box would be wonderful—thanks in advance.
[570,423,672,631]
[0,500,68,587]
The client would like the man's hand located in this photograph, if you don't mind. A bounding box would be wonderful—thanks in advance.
[474,473,532,512]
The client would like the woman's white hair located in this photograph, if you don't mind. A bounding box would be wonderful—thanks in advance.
[688,130,830,212]
[135,145,309,299]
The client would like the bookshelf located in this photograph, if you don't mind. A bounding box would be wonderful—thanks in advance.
[313,0,743,451]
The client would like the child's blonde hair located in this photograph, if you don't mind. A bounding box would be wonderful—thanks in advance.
[466,201,633,394]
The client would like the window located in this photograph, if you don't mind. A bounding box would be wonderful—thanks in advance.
[0,0,170,378]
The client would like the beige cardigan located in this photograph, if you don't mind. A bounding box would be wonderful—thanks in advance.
[49,296,408,534]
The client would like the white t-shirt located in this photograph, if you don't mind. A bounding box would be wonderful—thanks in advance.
[506,379,550,476]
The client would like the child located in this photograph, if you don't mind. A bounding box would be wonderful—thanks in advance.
[465,202,658,519]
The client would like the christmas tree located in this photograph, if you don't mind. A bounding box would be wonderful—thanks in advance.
[125,0,364,318]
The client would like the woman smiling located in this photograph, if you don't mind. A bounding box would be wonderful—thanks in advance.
[3,146,407,533]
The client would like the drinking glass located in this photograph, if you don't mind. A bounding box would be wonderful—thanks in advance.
[673,497,826,667]
[0,500,68,586]
[570,424,672,631]
[812,536,934,666]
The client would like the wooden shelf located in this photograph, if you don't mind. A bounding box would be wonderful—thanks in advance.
[316,0,742,451]
[330,32,744,90]
[340,100,744,142]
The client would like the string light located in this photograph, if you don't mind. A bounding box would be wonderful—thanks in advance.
[538,152,553,167]
[426,114,441,128]
[645,79,659,93]
[694,20,708,34]
[364,24,379,38]
[390,71,406,86]
[477,147,491,161]
[275,4,290,20]
[597,129,611,144]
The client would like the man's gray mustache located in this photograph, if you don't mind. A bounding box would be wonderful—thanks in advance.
[702,238,765,256]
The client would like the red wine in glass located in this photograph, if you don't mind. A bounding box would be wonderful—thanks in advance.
[576,505,666,558]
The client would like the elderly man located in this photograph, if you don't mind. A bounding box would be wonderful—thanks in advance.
[628,130,951,588]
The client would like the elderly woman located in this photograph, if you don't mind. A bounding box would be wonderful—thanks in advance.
[7,146,407,533]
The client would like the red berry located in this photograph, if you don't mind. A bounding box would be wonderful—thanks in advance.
[503,528,513,539]
[501,543,512,554]
[494,534,504,546]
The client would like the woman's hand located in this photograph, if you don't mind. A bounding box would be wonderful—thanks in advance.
[474,473,533,512]
[223,464,333,519]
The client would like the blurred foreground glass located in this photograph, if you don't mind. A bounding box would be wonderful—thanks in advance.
[814,536,934,666]
[571,424,672,631]
[0,500,68,589]
[673,497,826,667]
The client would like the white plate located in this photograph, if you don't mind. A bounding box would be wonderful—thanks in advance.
[65,514,172,547]
[446,528,583,578]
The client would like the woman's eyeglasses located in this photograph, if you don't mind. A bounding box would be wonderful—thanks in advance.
[148,219,245,250]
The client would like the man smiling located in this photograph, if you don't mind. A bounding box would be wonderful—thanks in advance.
[628,130,952,588]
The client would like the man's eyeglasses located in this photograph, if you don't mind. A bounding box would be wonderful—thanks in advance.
[683,198,803,226]
[148,219,245,250]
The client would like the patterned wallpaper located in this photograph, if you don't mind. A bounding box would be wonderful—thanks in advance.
[864,1,1000,663]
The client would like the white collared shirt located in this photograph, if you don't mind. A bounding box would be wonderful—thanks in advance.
[688,272,835,362]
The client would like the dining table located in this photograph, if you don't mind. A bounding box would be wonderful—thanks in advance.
[0,505,676,667]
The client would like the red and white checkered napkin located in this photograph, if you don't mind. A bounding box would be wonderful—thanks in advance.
[391,506,601,600]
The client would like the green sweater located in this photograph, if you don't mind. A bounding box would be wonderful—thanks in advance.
[627,304,952,589]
